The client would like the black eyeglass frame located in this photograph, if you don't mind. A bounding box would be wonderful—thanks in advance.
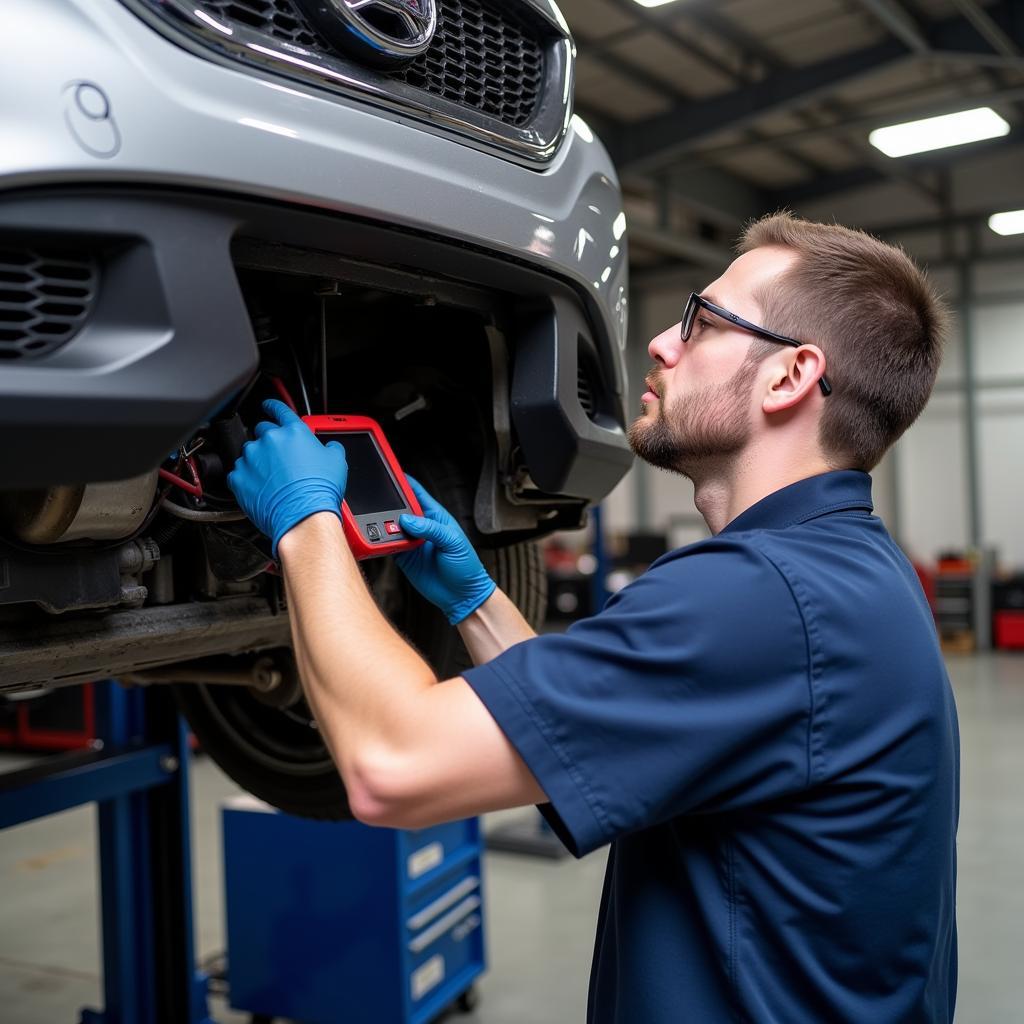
[682,291,832,397]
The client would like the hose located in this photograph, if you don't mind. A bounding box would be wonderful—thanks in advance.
[160,500,248,523]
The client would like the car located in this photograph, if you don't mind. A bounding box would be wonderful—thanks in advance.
[0,0,632,818]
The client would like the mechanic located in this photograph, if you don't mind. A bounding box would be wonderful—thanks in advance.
[227,212,959,1023]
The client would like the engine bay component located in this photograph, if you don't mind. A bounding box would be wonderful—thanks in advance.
[0,535,156,614]
[0,469,159,544]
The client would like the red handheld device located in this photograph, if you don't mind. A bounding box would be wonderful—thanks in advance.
[302,414,424,561]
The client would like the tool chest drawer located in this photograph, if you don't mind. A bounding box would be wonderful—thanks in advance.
[223,799,486,1024]
[402,818,479,884]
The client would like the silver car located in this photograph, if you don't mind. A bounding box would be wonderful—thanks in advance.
[0,0,631,816]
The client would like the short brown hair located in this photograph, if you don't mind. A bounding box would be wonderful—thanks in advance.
[738,211,950,471]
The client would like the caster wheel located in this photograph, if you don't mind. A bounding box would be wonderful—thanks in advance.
[456,985,480,1013]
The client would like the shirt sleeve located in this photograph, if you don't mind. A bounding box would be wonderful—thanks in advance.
[462,539,813,857]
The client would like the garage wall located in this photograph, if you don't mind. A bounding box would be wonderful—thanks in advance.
[896,263,1024,569]
[611,260,1024,571]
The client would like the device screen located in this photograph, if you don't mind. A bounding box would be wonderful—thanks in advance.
[323,431,405,514]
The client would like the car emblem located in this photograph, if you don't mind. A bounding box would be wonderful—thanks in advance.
[297,0,438,68]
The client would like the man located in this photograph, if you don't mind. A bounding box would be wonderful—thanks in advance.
[228,212,959,1023]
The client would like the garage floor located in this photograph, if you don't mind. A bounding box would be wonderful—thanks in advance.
[1,653,1021,1023]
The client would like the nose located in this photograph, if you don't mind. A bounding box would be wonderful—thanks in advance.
[648,322,683,367]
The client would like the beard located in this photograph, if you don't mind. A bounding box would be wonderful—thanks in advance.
[628,357,760,478]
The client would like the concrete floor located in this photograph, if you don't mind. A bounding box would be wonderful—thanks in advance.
[1,652,1022,1023]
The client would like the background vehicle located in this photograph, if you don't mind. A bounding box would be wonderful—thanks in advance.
[0,0,631,817]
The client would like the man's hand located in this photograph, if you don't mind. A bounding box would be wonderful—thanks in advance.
[395,477,496,624]
[226,398,347,558]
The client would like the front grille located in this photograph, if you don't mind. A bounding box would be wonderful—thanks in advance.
[0,248,99,361]
[196,0,546,127]
[198,0,321,49]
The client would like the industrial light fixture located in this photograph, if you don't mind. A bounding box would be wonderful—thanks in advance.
[989,210,1024,236]
[869,107,1009,158]
[631,0,683,7]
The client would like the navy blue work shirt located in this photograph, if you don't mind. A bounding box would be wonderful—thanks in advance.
[464,470,959,1023]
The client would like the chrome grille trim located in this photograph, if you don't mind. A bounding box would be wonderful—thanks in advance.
[120,0,575,164]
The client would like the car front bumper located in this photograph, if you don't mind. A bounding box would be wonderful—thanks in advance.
[1,0,632,496]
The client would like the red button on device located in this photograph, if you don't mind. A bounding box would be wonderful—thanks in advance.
[384,521,401,535]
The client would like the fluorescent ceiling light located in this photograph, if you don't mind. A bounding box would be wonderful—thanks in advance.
[989,210,1024,236]
[869,107,1009,158]
[632,0,682,7]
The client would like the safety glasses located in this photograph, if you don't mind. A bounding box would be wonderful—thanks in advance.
[681,291,832,397]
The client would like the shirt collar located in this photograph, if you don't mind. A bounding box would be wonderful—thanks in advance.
[720,470,874,535]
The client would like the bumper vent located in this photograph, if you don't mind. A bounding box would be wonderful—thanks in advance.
[577,363,596,419]
[197,0,545,128]
[0,248,98,361]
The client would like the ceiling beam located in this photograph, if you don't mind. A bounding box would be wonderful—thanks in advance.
[696,6,944,208]
[585,0,817,227]
[766,129,1024,206]
[930,50,1024,70]
[856,0,930,53]
[609,38,911,172]
[629,221,1024,286]
[692,83,1024,158]
[607,1,1022,174]
[622,164,769,229]
[870,210,1012,237]
[949,0,1020,57]
[627,224,734,269]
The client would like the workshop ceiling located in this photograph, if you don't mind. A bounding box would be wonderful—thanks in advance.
[557,0,1024,273]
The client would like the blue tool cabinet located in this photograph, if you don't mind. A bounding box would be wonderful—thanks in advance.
[223,798,486,1023]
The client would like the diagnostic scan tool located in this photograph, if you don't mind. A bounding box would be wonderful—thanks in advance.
[302,415,424,560]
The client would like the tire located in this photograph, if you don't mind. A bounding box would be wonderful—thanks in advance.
[174,454,547,819]
[456,985,480,1012]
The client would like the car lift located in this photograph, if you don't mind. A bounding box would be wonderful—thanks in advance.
[0,680,213,1024]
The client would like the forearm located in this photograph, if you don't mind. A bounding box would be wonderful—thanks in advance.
[457,586,537,664]
[277,513,434,781]
[278,513,547,825]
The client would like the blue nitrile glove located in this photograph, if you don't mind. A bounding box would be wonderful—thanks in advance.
[226,399,347,559]
[395,476,496,625]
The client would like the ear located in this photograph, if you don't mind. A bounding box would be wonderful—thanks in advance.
[762,345,827,415]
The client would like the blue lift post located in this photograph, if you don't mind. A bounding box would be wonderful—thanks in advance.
[589,503,611,613]
[0,680,213,1024]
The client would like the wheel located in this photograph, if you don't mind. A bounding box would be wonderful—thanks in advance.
[174,452,547,819]
[456,985,480,1013]
[174,648,353,819]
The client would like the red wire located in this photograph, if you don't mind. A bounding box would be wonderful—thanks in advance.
[160,376,298,511]
[270,376,298,413]
[158,467,203,497]
[184,454,203,498]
